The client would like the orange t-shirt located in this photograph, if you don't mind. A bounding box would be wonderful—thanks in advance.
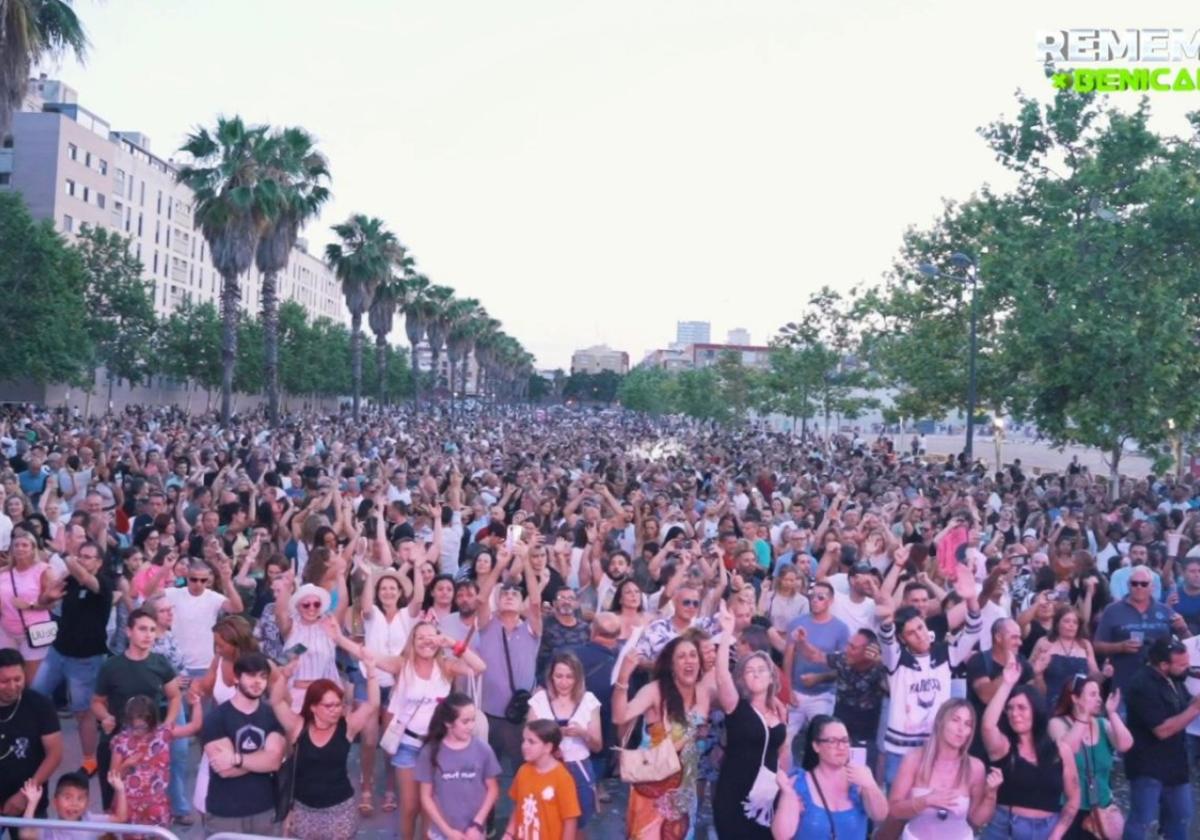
[508,760,581,840]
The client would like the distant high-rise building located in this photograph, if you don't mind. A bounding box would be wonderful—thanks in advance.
[571,345,629,375]
[727,328,751,345]
[676,320,711,345]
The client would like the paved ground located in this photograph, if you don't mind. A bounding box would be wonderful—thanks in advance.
[919,432,1156,478]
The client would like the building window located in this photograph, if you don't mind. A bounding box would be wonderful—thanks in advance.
[84,151,92,167]
[155,220,160,244]
[97,193,105,209]
[153,252,158,272]
[62,215,74,232]
[0,173,9,186]
[167,199,172,220]
[137,213,143,236]
[99,159,108,175]
[156,190,162,214]
[64,178,76,196]
[67,143,78,161]
[140,182,145,206]
[82,186,90,203]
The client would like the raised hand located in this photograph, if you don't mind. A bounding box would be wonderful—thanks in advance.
[1001,655,1021,687]
[1105,688,1121,716]
[716,600,735,636]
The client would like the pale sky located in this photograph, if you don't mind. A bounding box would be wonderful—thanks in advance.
[39,0,1200,368]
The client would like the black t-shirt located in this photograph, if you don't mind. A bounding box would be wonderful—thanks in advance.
[0,689,60,801]
[1125,665,1193,785]
[94,653,176,735]
[53,573,114,658]
[964,652,1034,758]
[202,700,284,817]
[516,567,566,604]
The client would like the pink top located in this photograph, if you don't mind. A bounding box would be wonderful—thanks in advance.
[0,562,52,636]
[936,525,969,580]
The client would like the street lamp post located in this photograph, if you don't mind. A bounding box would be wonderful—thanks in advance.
[919,252,981,464]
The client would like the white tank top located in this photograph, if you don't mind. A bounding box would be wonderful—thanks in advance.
[388,659,452,747]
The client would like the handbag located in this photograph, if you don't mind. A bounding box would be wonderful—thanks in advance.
[500,627,532,724]
[1080,725,1123,839]
[272,737,300,823]
[617,702,682,784]
[9,568,57,648]
[380,682,423,755]
[741,706,780,827]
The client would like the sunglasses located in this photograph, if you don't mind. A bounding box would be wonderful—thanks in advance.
[298,601,323,609]
[679,598,701,608]
[1129,580,1150,588]
[187,577,210,584]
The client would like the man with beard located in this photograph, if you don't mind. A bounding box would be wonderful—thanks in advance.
[0,649,62,825]
[537,587,591,677]
[201,652,286,835]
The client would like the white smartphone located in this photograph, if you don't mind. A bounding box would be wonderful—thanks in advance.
[506,524,521,550]
[849,747,867,768]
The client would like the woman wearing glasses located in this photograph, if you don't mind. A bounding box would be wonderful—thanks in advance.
[771,715,888,840]
[269,659,381,840]
[888,698,1003,839]
[274,581,359,710]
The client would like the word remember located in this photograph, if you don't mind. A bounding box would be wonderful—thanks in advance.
[1037,29,1200,62]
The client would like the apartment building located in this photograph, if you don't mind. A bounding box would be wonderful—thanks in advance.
[0,77,348,324]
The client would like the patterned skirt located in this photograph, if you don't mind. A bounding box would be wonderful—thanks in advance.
[291,796,359,840]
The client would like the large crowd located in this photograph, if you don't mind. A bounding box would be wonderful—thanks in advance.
[0,403,1197,840]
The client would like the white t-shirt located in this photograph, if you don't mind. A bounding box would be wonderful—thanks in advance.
[831,591,876,636]
[528,689,601,762]
[164,587,227,670]
[361,606,415,688]
[440,513,464,575]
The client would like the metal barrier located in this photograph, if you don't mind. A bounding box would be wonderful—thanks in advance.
[0,815,179,839]
[0,817,282,840]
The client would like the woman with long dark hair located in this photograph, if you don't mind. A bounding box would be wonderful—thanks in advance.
[415,692,501,840]
[1046,675,1131,839]
[610,577,648,642]
[269,664,380,839]
[981,658,1080,839]
[614,634,712,840]
[771,715,888,839]
[1029,605,1102,713]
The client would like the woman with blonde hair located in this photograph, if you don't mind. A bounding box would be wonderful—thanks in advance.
[373,619,486,840]
[0,528,60,679]
[889,698,1003,839]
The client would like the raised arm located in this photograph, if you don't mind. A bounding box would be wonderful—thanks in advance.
[714,603,738,714]
[982,657,1020,761]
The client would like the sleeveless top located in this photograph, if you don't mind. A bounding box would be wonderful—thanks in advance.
[902,786,971,840]
[0,562,50,636]
[388,659,452,747]
[996,748,1063,812]
[294,718,353,809]
[1057,717,1114,810]
[791,770,868,839]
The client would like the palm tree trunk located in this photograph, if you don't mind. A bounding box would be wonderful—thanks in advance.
[411,341,421,414]
[351,311,364,421]
[219,272,240,425]
[262,270,280,427]
[376,335,387,406]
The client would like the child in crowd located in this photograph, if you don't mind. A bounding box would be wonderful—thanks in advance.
[110,693,204,828]
[18,771,127,840]
[502,720,581,840]
[415,692,501,840]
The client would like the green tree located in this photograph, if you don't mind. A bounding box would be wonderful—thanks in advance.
[674,368,727,423]
[254,126,330,427]
[177,116,279,425]
[713,351,756,422]
[618,367,677,414]
[563,371,622,403]
[0,192,92,384]
[74,225,157,400]
[325,214,401,420]
[0,0,87,143]
[234,315,264,396]
[156,299,221,411]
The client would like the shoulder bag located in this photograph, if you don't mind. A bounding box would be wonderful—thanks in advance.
[617,702,682,784]
[8,567,57,648]
[500,626,532,724]
[272,731,301,823]
[741,705,780,827]
[1080,719,1123,840]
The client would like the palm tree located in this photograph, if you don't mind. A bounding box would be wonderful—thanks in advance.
[401,273,431,409]
[421,285,456,396]
[444,298,481,414]
[176,116,279,425]
[325,214,399,421]
[1,0,87,144]
[460,313,500,404]
[254,126,330,427]
[367,246,414,406]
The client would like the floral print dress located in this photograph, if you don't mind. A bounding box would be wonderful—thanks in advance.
[112,724,173,828]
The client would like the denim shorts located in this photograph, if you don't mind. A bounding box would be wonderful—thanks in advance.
[389,742,421,769]
[31,649,103,712]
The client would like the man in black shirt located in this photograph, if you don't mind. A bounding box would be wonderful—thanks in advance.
[0,649,61,826]
[202,652,285,835]
[30,539,111,777]
[965,618,1033,759]
[1124,639,1200,840]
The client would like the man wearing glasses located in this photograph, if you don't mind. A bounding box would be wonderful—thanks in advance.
[634,583,718,664]
[163,559,244,685]
[1095,565,1188,694]
[782,581,849,754]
